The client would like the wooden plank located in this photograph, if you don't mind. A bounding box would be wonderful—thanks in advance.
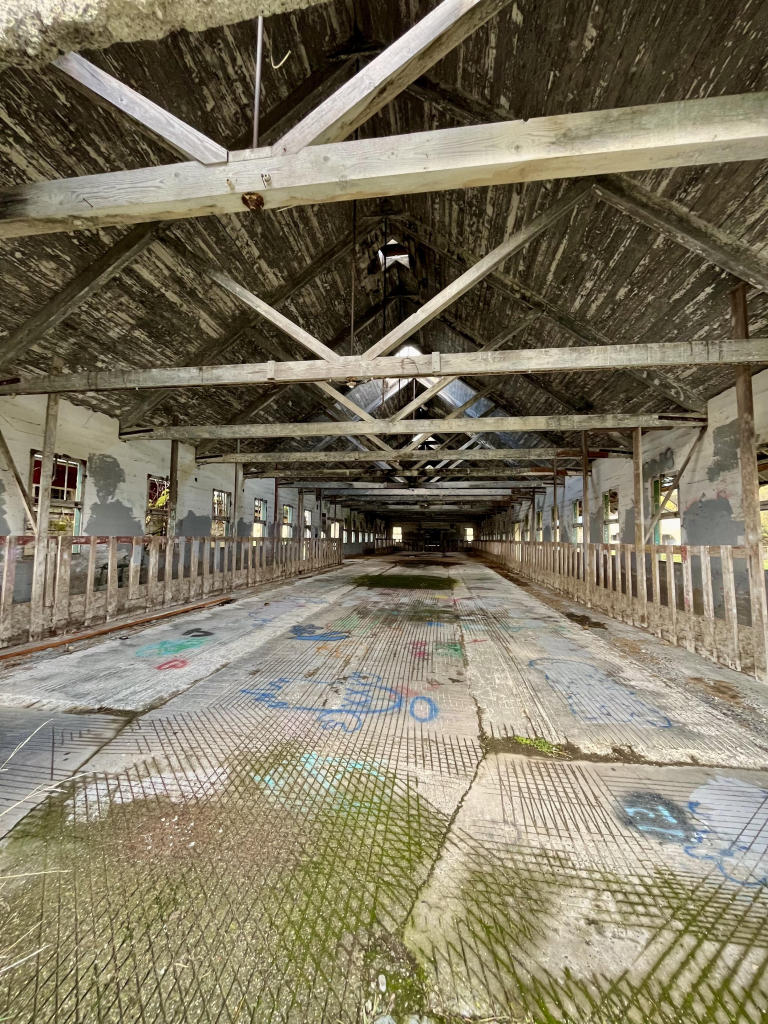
[664,546,678,646]
[4,92,768,237]
[681,545,695,652]
[83,536,98,627]
[7,338,764,398]
[0,223,162,370]
[202,537,211,597]
[365,185,590,359]
[52,536,72,633]
[147,536,160,609]
[206,271,341,362]
[53,53,228,164]
[125,412,705,443]
[720,544,741,672]
[128,538,142,602]
[0,538,17,645]
[163,537,174,607]
[594,175,768,295]
[188,536,200,600]
[650,545,661,637]
[699,544,716,661]
[276,0,510,154]
[29,383,60,641]
[632,428,647,626]
[106,536,119,620]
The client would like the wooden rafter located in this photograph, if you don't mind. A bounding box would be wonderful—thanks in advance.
[275,0,510,154]
[52,53,228,165]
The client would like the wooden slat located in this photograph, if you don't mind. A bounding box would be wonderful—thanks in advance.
[163,537,174,607]
[0,538,18,645]
[189,536,200,600]
[3,91,768,237]
[699,544,716,661]
[681,545,695,652]
[128,538,142,602]
[147,536,160,609]
[53,536,72,633]
[106,536,119,620]
[83,536,98,626]
[720,544,741,672]
[53,53,228,164]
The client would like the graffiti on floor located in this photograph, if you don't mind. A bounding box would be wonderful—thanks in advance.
[252,751,388,812]
[134,628,216,668]
[530,657,673,728]
[620,776,768,887]
[289,623,350,642]
[240,672,439,731]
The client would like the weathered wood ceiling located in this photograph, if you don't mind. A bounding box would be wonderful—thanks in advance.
[0,0,766,497]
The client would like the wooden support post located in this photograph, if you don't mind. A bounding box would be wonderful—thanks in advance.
[168,429,179,536]
[273,478,279,574]
[30,358,61,640]
[731,283,768,680]
[581,430,590,592]
[297,488,304,564]
[633,427,647,624]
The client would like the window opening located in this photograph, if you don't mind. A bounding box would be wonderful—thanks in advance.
[145,474,170,536]
[212,489,231,537]
[602,490,620,543]
[31,452,86,535]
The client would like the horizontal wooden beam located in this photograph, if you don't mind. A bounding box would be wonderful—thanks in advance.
[52,53,228,165]
[209,447,625,465]
[127,412,704,443]
[3,337,763,396]
[276,0,510,154]
[3,92,767,237]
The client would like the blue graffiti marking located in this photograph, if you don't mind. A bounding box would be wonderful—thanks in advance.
[253,752,388,812]
[620,782,768,888]
[241,672,402,732]
[409,695,439,723]
[530,657,672,728]
[289,623,350,642]
[135,637,209,658]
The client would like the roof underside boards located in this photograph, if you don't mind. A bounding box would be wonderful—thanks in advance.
[0,0,766,518]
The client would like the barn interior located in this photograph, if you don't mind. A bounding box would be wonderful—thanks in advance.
[0,1,768,1021]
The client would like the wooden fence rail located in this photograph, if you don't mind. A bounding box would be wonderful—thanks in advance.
[0,533,344,647]
[474,539,767,679]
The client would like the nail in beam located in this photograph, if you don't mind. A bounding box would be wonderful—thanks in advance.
[731,283,768,681]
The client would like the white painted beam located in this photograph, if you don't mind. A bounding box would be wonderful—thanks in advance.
[53,53,228,165]
[275,0,510,153]
[3,92,768,238]
[2,338,763,396]
[126,412,704,442]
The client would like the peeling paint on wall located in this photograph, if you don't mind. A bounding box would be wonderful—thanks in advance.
[177,511,213,537]
[84,453,143,536]
[683,495,742,546]
[706,421,740,483]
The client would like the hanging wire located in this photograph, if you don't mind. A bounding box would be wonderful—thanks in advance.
[252,17,264,149]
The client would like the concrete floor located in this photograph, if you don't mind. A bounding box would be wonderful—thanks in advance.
[1,552,768,1023]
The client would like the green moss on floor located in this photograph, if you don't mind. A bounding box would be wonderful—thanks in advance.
[354,574,457,591]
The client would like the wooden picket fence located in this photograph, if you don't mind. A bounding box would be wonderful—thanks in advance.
[474,539,767,679]
[0,534,343,648]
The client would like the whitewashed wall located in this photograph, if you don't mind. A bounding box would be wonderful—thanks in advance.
[483,368,768,547]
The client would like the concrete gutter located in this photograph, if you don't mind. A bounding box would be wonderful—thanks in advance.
[0,0,327,68]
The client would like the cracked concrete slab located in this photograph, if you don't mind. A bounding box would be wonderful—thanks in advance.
[1,553,767,1023]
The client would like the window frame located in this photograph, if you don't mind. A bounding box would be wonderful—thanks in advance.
[29,450,87,536]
